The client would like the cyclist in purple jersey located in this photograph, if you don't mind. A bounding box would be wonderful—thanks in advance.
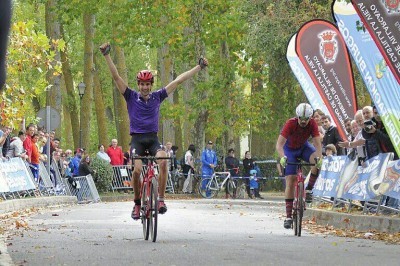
[100,42,208,220]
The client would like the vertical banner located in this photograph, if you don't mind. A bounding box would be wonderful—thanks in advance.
[295,20,358,140]
[351,0,400,84]
[333,0,400,157]
[287,33,333,121]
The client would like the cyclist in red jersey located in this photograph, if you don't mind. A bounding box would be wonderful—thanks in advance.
[276,103,322,229]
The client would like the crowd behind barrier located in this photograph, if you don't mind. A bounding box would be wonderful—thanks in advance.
[110,160,282,193]
[0,157,100,203]
[307,153,400,215]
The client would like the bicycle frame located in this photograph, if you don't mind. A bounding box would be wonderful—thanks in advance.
[287,160,316,237]
[207,172,232,191]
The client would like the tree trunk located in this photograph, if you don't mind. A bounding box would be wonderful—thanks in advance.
[113,46,130,151]
[60,24,80,149]
[60,78,73,146]
[191,1,208,159]
[45,0,62,133]
[93,56,108,147]
[158,44,174,145]
[80,13,95,150]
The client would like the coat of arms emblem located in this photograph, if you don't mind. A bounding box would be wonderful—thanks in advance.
[382,0,400,13]
[319,31,338,63]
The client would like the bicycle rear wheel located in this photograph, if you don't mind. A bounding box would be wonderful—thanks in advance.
[297,182,304,237]
[236,182,246,199]
[198,178,219,198]
[149,180,159,242]
[141,184,150,240]
[226,179,237,198]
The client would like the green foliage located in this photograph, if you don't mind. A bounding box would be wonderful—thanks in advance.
[90,157,113,192]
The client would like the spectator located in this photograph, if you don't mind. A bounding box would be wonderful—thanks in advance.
[30,133,41,182]
[6,130,28,160]
[313,109,325,140]
[106,139,124,166]
[97,144,111,163]
[71,148,83,176]
[182,144,195,194]
[123,149,130,165]
[242,151,254,198]
[79,154,95,176]
[361,105,381,160]
[23,124,36,163]
[339,110,366,165]
[224,148,239,198]
[321,115,343,155]
[164,141,174,171]
[201,140,217,197]
[0,124,12,158]
[249,169,260,199]
[325,144,337,157]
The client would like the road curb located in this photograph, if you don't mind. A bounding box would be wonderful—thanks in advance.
[305,208,400,234]
[0,196,77,215]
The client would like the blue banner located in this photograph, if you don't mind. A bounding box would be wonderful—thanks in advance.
[313,155,348,197]
[333,0,400,157]
[342,153,392,200]
[286,34,334,122]
[378,159,400,200]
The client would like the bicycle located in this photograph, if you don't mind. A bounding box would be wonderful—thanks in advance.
[198,171,237,198]
[286,160,316,237]
[133,155,171,242]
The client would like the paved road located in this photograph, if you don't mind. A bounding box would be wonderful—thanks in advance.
[4,200,399,265]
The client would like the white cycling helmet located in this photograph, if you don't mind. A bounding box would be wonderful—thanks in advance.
[295,103,313,120]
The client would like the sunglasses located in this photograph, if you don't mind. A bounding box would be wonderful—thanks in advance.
[298,116,310,122]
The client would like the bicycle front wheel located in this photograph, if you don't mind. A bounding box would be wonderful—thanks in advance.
[198,178,219,198]
[297,182,304,237]
[149,180,159,242]
[141,184,150,240]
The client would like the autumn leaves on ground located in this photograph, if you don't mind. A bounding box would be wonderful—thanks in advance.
[1,203,399,245]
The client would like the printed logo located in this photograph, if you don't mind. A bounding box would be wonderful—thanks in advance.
[356,20,366,33]
[382,0,400,13]
[319,31,338,63]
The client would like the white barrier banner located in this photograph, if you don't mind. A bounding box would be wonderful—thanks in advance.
[0,168,10,193]
[313,155,347,198]
[378,160,400,200]
[0,157,36,192]
[342,153,392,200]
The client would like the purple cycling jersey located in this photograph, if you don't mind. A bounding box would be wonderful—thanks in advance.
[123,87,168,134]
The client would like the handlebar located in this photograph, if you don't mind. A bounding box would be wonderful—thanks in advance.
[286,162,317,167]
[132,156,173,160]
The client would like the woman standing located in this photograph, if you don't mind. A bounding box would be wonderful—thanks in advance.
[242,151,254,198]
[79,154,96,176]
[96,144,111,163]
[182,144,196,194]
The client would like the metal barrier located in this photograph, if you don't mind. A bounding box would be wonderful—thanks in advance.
[111,165,133,191]
[111,165,177,194]
[62,174,100,203]
[50,159,72,196]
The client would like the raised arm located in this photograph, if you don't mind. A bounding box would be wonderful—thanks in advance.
[99,43,128,94]
[165,58,208,95]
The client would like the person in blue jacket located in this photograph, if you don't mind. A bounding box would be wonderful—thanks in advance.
[201,140,217,196]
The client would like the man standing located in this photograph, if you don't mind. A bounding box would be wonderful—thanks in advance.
[224,148,240,198]
[0,124,11,158]
[321,115,343,155]
[100,42,208,220]
[106,139,124,166]
[201,141,217,196]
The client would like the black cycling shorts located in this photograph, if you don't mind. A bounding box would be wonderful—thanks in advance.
[130,133,163,157]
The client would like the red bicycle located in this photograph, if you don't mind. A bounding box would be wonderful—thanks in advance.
[133,155,170,242]
[287,160,317,237]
